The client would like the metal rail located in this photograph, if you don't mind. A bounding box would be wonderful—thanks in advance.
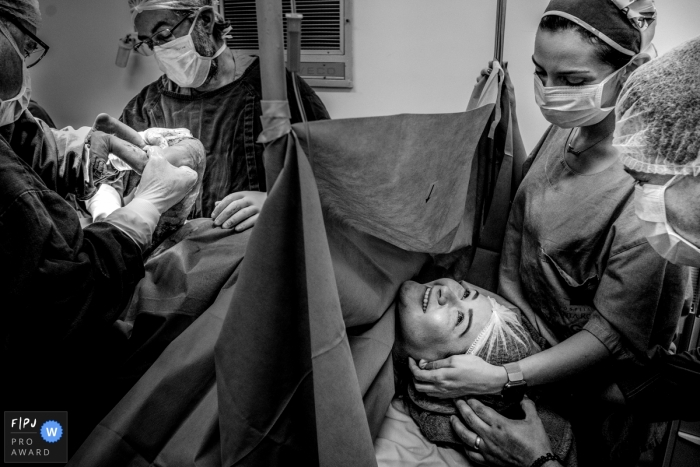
[494,0,507,62]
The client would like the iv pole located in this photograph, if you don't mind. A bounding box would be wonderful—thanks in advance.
[494,0,507,62]
[255,0,288,190]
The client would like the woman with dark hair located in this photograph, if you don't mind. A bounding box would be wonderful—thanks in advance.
[410,1,688,466]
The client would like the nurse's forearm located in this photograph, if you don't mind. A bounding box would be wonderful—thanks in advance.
[520,330,610,386]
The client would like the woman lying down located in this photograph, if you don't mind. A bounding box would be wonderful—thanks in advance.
[375,279,576,466]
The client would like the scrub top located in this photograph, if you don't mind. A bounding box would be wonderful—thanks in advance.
[498,125,687,368]
[119,53,330,218]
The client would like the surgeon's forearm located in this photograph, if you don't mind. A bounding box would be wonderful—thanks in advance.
[519,330,610,386]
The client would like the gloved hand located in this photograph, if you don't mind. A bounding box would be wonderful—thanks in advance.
[85,183,122,222]
[83,130,115,197]
[132,148,198,214]
[103,153,197,251]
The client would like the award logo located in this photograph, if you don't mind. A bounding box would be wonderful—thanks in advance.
[4,412,68,463]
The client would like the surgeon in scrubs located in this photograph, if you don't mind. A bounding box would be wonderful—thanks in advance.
[1,0,197,452]
[120,0,329,230]
[410,1,689,465]
[448,34,700,467]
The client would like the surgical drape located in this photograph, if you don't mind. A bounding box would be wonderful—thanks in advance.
[71,63,523,466]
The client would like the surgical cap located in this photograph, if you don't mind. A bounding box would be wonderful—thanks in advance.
[615,36,700,176]
[0,0,41,28]
[543,0,657,55]
[468,298,533,366]
[129,0,219,20]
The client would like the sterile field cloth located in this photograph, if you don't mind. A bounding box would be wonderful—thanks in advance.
[70,150,427,466]
[72,60,515,466]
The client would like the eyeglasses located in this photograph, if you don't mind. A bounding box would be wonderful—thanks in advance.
[133,12,194,56]
[6,16,49,68]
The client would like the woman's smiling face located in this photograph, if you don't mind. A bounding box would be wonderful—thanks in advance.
[396,279,495,361]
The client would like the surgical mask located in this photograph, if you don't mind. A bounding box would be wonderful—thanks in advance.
[534,65,625,128]
[634,175,700,267]
[0,22,31,127]
[153,11,226,89]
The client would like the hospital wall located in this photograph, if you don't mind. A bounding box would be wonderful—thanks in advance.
[31,0,700,152]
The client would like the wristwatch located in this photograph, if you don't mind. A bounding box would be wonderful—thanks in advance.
[501,362,527,403]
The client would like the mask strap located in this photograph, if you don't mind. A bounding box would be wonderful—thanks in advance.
[211,42,227,60]
[663,174,682,188]
[187,6,216,36]
[187,10,201,35]
[601,53,645,106]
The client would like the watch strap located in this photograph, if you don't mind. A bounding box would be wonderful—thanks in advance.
[503,362,524,383]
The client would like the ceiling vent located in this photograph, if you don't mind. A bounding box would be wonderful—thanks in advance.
[220,0,352,88]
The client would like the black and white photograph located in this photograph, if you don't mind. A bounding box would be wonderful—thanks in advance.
[1,1,698,466]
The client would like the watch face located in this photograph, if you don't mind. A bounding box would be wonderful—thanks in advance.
[502,380,527,403]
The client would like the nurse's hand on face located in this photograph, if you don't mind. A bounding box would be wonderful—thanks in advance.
[451,398,558,467]
[409,356,506,399]
[212,191,267,231]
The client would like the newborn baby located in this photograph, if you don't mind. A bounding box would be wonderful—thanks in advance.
[86,114,206,254]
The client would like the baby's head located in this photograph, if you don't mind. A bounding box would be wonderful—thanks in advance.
[395,279,532,365]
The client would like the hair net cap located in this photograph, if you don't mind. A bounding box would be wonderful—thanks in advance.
[129,0,219,20]
[0,0,41,28]
[467,297,533,366]
[543,0,657,56]
[615,36,700,176]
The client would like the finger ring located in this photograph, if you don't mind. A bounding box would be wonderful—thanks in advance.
[474,435,482,450]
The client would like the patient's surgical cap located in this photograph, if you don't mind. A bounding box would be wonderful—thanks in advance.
[467,298,533,366]
[0,0,41,28]
[129,0,219,20]
[543,0,657,55]
[614,36,700,176]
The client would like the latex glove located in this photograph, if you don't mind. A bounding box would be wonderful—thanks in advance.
[83,129,114,196]
[132,150,197,214]
[85,183,122,221]
[103,153,196,251]
[451,398,557,467]
[211,191,267,231]
[408,356,507,398]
